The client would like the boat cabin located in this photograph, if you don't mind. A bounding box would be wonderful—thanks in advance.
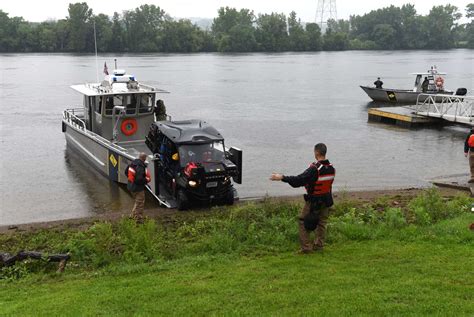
[411,67,446,93]
[70,70,162,141]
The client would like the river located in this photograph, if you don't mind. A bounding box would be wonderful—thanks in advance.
[1,50,473,225]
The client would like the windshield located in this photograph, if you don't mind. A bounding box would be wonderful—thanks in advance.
[178,141,225,165]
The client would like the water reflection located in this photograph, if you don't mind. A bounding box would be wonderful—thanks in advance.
[64,147,160,214]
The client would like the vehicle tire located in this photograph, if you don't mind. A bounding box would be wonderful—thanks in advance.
[177,189,189,211]
[224,189,234,206]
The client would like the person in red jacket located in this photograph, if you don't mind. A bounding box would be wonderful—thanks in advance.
[270,143,335,253]
[126,152,151,222]
[464,128,474,183]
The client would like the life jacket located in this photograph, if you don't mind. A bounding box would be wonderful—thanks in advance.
[468,134,474,148]
[305,161,335,197]
[126,161,151,185]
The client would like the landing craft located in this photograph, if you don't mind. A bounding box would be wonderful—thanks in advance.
[62,68,242,209]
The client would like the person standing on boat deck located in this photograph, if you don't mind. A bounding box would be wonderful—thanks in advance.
[374,77,383,89]
[421,77,429,93]
[155,99,167,121]
[126,153,151,222]
[464,128,474,183]
[270,143,335,254]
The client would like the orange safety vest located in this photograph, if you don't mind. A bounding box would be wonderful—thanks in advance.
[127,166,151,184]
[305,162,335,196]
[468,135,474,148]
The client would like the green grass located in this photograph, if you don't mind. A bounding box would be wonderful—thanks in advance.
[1,189,473,316]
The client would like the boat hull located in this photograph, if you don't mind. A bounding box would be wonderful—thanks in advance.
[360,86,453,104]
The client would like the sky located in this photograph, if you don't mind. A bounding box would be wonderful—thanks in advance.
[1,0,472,23]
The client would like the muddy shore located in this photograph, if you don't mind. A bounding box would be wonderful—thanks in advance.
[1,187,466,235]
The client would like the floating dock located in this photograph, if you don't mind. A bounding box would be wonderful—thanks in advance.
[368,106,441,128]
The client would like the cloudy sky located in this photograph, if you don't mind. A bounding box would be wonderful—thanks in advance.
[1,0,471,22]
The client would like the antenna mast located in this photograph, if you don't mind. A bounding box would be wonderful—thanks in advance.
[315,0,337,31]
[93,21,99,83]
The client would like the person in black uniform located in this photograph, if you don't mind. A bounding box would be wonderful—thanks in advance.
[374,77,383,89]
[421,77,429,92]
[270,143,335,253]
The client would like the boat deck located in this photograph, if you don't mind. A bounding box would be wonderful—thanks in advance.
[118,140,153,159]
[368,106,441,128]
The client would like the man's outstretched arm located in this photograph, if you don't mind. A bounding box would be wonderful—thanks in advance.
[270,166,316,188]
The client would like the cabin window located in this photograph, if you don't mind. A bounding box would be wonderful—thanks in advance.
[124,95,137,115]
[138,94,153,114]
[105,95,123,116]
[94,96,102,115]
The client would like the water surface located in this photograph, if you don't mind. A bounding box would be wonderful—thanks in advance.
[1,50,473,225]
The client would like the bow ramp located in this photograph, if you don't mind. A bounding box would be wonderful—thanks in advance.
[414,94,474,126]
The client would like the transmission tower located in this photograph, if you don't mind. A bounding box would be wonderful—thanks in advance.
[315,0,337,30]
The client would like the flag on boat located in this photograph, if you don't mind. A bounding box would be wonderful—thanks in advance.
[103,62,109,75]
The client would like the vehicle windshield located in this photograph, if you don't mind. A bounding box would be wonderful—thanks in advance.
[178,141,225,165]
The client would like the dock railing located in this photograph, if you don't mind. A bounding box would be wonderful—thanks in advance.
[414,94,474,125]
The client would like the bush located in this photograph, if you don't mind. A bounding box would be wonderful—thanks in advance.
[384,207,406,229]
[408,188,471,224]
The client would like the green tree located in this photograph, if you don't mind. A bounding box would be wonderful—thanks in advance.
[93,14,113,52]
[36,22,58,51]
[67,2,93,52]
[323,19,349,50]
[109,12,124,52]
[123,4,165,52]
[211,7,256,52]
[255,13,288,51]
[288,11,307,51]
[55,19,69,51]
[425,5,461,49]
[305,23,322,51]
[466,3,474,48]
[160,19,208,52]
[399,4,425,49]
[372,24,397,49]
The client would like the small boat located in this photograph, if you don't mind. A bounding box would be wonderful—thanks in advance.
[360,66,466,104]
[62,66,242,208]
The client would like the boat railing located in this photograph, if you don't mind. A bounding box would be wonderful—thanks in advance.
[414,93,474,124]
[63,108,86,131]
[63,108,127,152]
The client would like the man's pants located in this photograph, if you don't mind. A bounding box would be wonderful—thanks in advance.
[298,201,330,252]
[469,152,474,180]
[131,191,145,221]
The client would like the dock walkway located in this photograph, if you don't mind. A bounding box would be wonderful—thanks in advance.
[368,106,440,127]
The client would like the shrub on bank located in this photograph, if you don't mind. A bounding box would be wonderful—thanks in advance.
[1,189,472,279]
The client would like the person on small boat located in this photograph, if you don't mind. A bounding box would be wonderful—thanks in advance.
[464,128,474,183]
[126,153,151,222]
[374,77,383,89]
[422,77,429,92]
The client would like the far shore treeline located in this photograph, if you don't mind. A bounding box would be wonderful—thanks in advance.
[1,2,473,53]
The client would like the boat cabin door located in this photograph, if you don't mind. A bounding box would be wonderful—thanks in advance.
[83,96,102,134]
[413,74,422,92]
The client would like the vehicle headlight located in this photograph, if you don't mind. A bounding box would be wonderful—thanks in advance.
[188,180,198,187]
[224,176,231,183]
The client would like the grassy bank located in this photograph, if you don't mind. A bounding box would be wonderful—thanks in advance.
[1,189,473,315]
